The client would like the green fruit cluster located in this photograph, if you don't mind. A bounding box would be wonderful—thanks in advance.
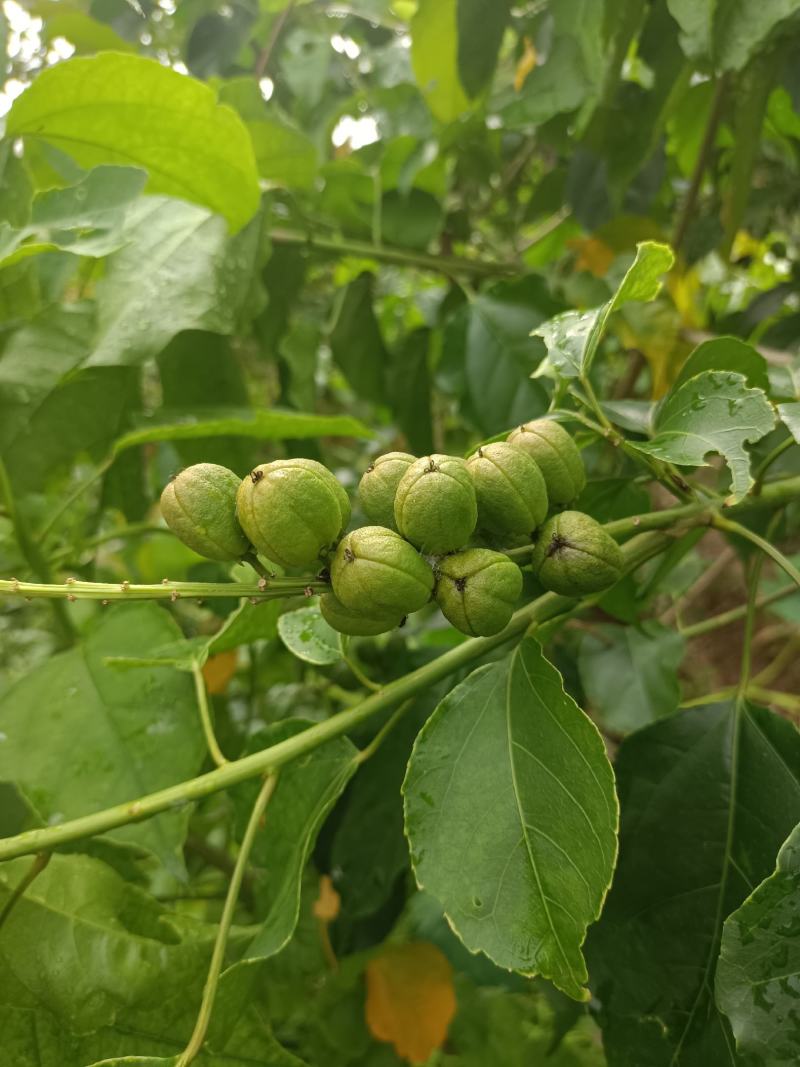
[159,421,622,641]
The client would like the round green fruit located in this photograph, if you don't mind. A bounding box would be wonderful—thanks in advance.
[466,442,548,539]
[236,458,349,569]
[160,463,249,562]
[531,510,623,597]
[435,549,522,637]
[319,591,402,637]
[358,451,416,529]
[506,419,585,505]
[394,454,477,555]
[330,526,434,616]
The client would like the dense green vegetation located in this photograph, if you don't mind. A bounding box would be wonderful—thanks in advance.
[2,1,800,1064]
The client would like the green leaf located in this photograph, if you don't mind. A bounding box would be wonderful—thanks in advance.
[206,600,281,656]
[249,118,319,191]
[577,621,685,734]
[633,370,776,499]
[716,820,800,1063]
[0,165,147,268]
[229,720,358,963]
[533,242,674,379]
[587,701,800,1065]
[113,407,372,453]
[6,53,259,231]
[411,0,470,123]
[403,638,618,1001]
[33,2,138,54]
[277,605,341,666]
[0,853,211,1033]
[673,336,770,393]
[0,604,205,870]
[668,0,799,70]
[778,401,800,442]
[329,272,388,405]
[666,0,713,60]
[456,0,512,98]
[89,197,265,367]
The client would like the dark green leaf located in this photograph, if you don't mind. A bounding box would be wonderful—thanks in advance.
[588,701,800,1064]
[716,820,800,1064]
[672,336,770,393]
[456,0,512,98]
[404,638,618,1001]
[329,272,388,405]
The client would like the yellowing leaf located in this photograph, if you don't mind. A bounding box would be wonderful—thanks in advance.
[570,236,615,278]
[365,942,456,1064]
[514,37,537,92]
[313,873,341,922]
[202,650,238,695]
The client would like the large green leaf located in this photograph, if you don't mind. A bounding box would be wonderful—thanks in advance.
[633,370,776,499]
[0,165,147,268]
[89,197,265,366]
[588,701,800,1065]
[411,0,469,123]
[329,272,388,405]
[6,53,259,231]
[0,604,205,870]
[456,0,512,98]
[533,242,674,379]
[403,638,618,1001]
[577,621,685,734]
[669,0,800,70]
[227,720,358,965]
[672,336,770,393]
[716,820,800,1063]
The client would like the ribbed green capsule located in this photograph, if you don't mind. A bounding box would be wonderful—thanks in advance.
[330,526,434,616]
[466,442,548,539]
[435,548,522,637]
[531,510,623,597]
[358,451,416,529]
[394,454,477,555]
[236,458,349,569]
[160,463,249,561]
[319,591,402,637]
[506,419,586,505]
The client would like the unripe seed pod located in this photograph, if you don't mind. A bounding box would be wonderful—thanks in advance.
[394,454,477,555]
[320,591,402,637]
[236,458,349,569]
[435,549,522,637]
[466,442,548,539]
[358,451,416,529]
[160,463,249,561]
[507,419,586,505]
[531,510,623,597]
[330,526,434,616]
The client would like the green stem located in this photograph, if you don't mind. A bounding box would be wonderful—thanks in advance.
[340,637,381,692]
[176,773,278,1067]
[0,457,75,644]
[680,582,799,638]
[0,852,51,932]
[0,577,327,602]
[268,227,517,278]
[243,552,273,581]
[357,700,414,764]
[747,685,800,714]
[0,532,670,864]
[713,515,800,591]
[192,662,228,768]
[753,436,795,492]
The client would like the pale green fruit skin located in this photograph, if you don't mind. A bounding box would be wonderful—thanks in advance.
[394,454,477,555]
[435,549,522,637]
[507,419,586,505]
[236,458,348,568]
[531,510,623,597]
[160,463,249,561]
[330,526,434,616]
[319,591,401,637]
[466,442,548,539]
[358,451,416,529]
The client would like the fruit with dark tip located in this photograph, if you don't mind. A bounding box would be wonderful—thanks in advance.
[531,510,623,596]
[330,526,434,616]
[358,452,415,529]
[435,548,522,637]
[466,442,548,539]
[160,463,249,561]
[236,458,349,569]
[394,454,477,555]
[507,419,585,505]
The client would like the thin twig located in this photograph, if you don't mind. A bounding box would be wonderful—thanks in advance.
[0,852,51,932]
[192,662,228,768]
